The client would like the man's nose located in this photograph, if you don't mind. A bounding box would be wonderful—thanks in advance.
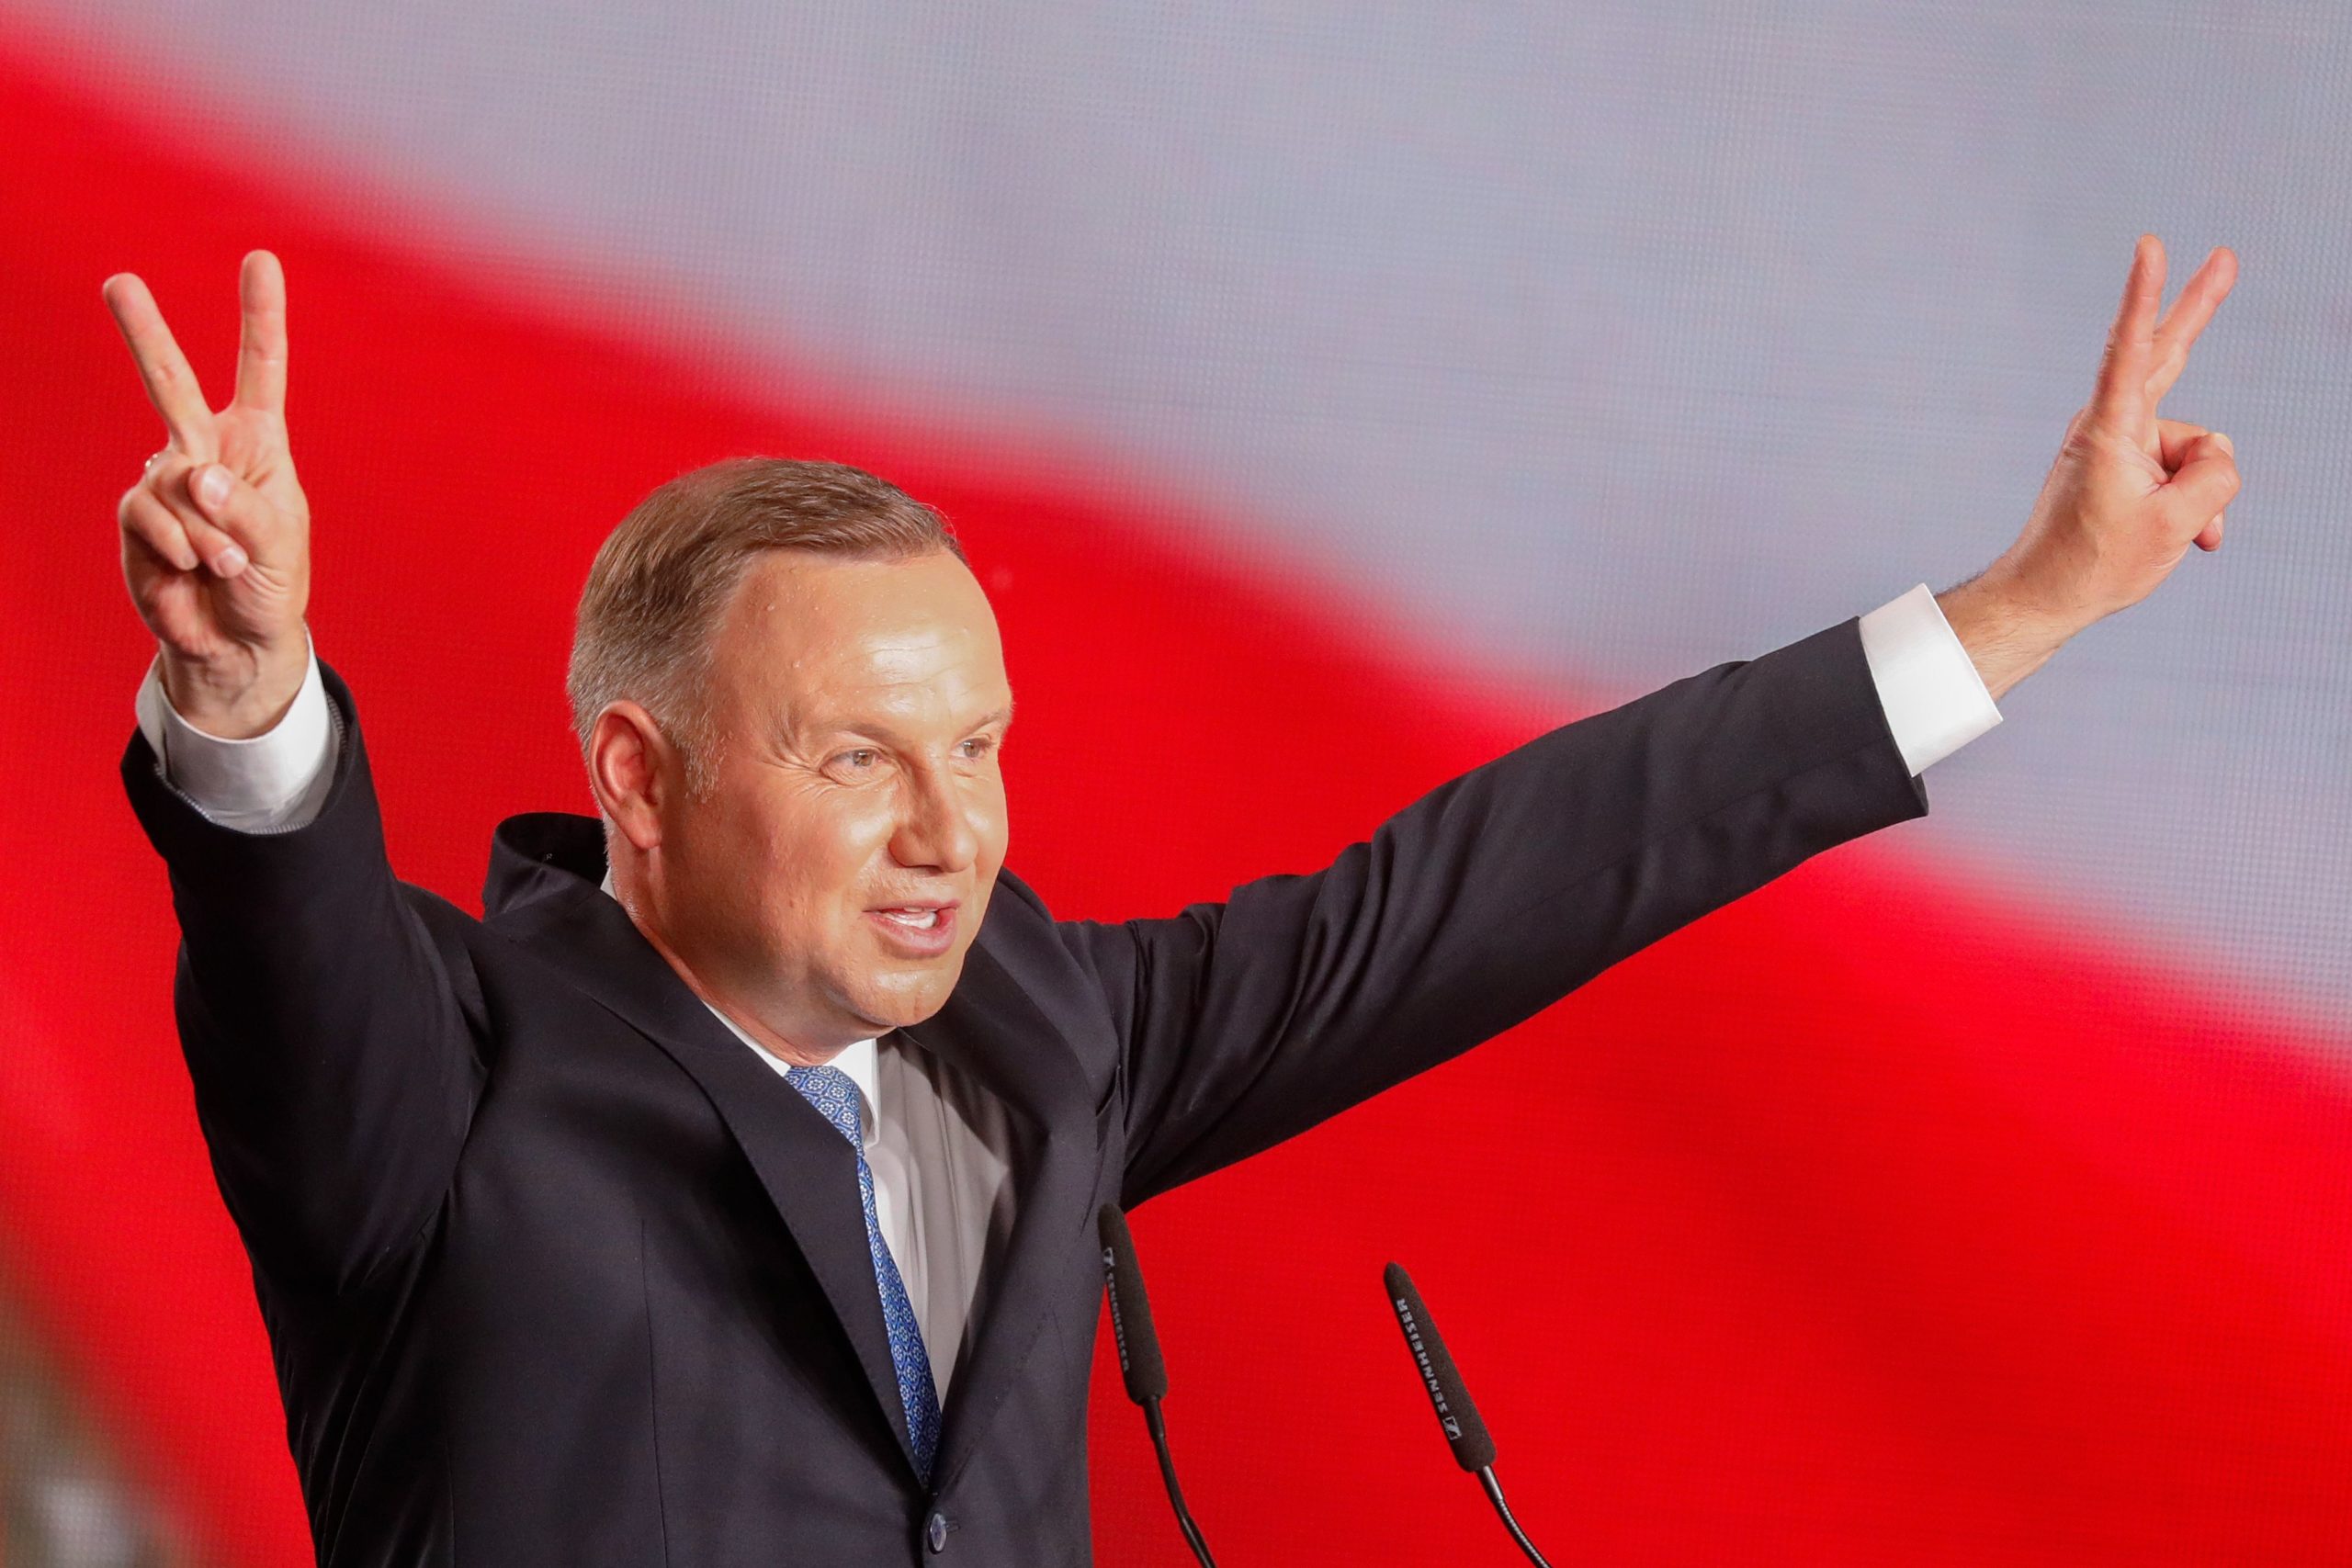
[891,766,980,874]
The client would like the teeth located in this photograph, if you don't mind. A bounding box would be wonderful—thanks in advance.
[882,908,939,929]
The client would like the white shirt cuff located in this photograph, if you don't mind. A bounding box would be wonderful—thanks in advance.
[133,628,340,830]
[1857,582,2002,775]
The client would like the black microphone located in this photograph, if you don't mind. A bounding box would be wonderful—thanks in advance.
[1385,1262,1554,1567]
[1099,1205,1216,1568]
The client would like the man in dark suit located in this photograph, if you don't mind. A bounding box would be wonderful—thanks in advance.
[104,239,2237,1565]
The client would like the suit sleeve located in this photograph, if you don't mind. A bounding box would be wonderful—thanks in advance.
[120,656,487,1295]
[1057,615,1931,1207]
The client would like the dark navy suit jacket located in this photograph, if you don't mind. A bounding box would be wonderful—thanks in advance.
[120,615,1928,1565]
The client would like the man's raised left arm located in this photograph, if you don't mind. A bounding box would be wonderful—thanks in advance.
[1060,233,2239,1207]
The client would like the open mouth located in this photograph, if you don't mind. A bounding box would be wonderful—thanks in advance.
[865,901,960,953]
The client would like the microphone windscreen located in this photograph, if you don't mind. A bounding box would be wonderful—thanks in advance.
[1099,1205,1170,1403]
[1385,1262,1498,1472]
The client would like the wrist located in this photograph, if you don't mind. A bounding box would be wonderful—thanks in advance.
[1933,570,2083,704]
[158,633,311,739]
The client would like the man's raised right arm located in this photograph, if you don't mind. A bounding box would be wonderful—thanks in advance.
[108,253,481,1296]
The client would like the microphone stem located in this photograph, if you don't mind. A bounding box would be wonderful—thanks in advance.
[1476,1466,1552,1568]
[1143,1398,1217,1568]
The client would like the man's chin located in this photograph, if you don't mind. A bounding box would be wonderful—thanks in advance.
[844,962,966,1033]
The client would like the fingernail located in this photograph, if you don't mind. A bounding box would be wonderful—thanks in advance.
[2213,432,2234,455]
[196,466,230,509]
[213,544,248,575]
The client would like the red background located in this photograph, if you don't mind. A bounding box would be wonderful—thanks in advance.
[6,42,2351,1566]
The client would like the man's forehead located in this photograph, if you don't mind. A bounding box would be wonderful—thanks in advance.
[729,552,995,646]
[733,600,1006,693]
[720,555,1010,728]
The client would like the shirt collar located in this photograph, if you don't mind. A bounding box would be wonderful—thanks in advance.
[600,865,880,1137]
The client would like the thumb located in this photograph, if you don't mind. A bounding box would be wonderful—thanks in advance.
[185,461,284,569]
[2155,432,2240,536]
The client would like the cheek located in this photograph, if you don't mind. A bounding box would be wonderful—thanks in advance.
[969,790,1011,925]
[780,796,902,918]
[713,795,884,929]
[972,777,1012,863]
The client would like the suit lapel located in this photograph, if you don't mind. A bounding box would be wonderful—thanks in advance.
[479,811,1109,1493]
[484,833,927,1478]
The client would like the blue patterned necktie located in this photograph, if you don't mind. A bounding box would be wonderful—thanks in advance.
[784,1064,942,1483]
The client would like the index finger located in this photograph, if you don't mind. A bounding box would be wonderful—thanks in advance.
[100,273,217,457]
[232,250,288,414]
[2088,233,2165,430]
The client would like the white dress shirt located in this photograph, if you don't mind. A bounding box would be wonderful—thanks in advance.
[130,582,1997,1404]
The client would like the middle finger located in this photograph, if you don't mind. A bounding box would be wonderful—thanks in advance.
[2146,247,2238,407]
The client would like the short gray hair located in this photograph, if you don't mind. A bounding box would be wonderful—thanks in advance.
[565,457,965,797]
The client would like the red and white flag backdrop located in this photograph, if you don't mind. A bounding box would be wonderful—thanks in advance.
[3,6,2348,1562]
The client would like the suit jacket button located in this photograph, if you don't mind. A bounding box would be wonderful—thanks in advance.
[926,1511,950,1553]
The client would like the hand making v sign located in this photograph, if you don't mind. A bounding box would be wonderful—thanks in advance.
[105,249,312,739]
[1939,234,2244,698]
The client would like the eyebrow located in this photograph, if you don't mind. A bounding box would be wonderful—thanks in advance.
[800,701,1016,749]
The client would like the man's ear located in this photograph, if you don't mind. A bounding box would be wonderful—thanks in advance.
[587,701,678,854]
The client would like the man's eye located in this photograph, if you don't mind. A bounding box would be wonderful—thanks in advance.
[835,749,878,771]
[958,737,996,759]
